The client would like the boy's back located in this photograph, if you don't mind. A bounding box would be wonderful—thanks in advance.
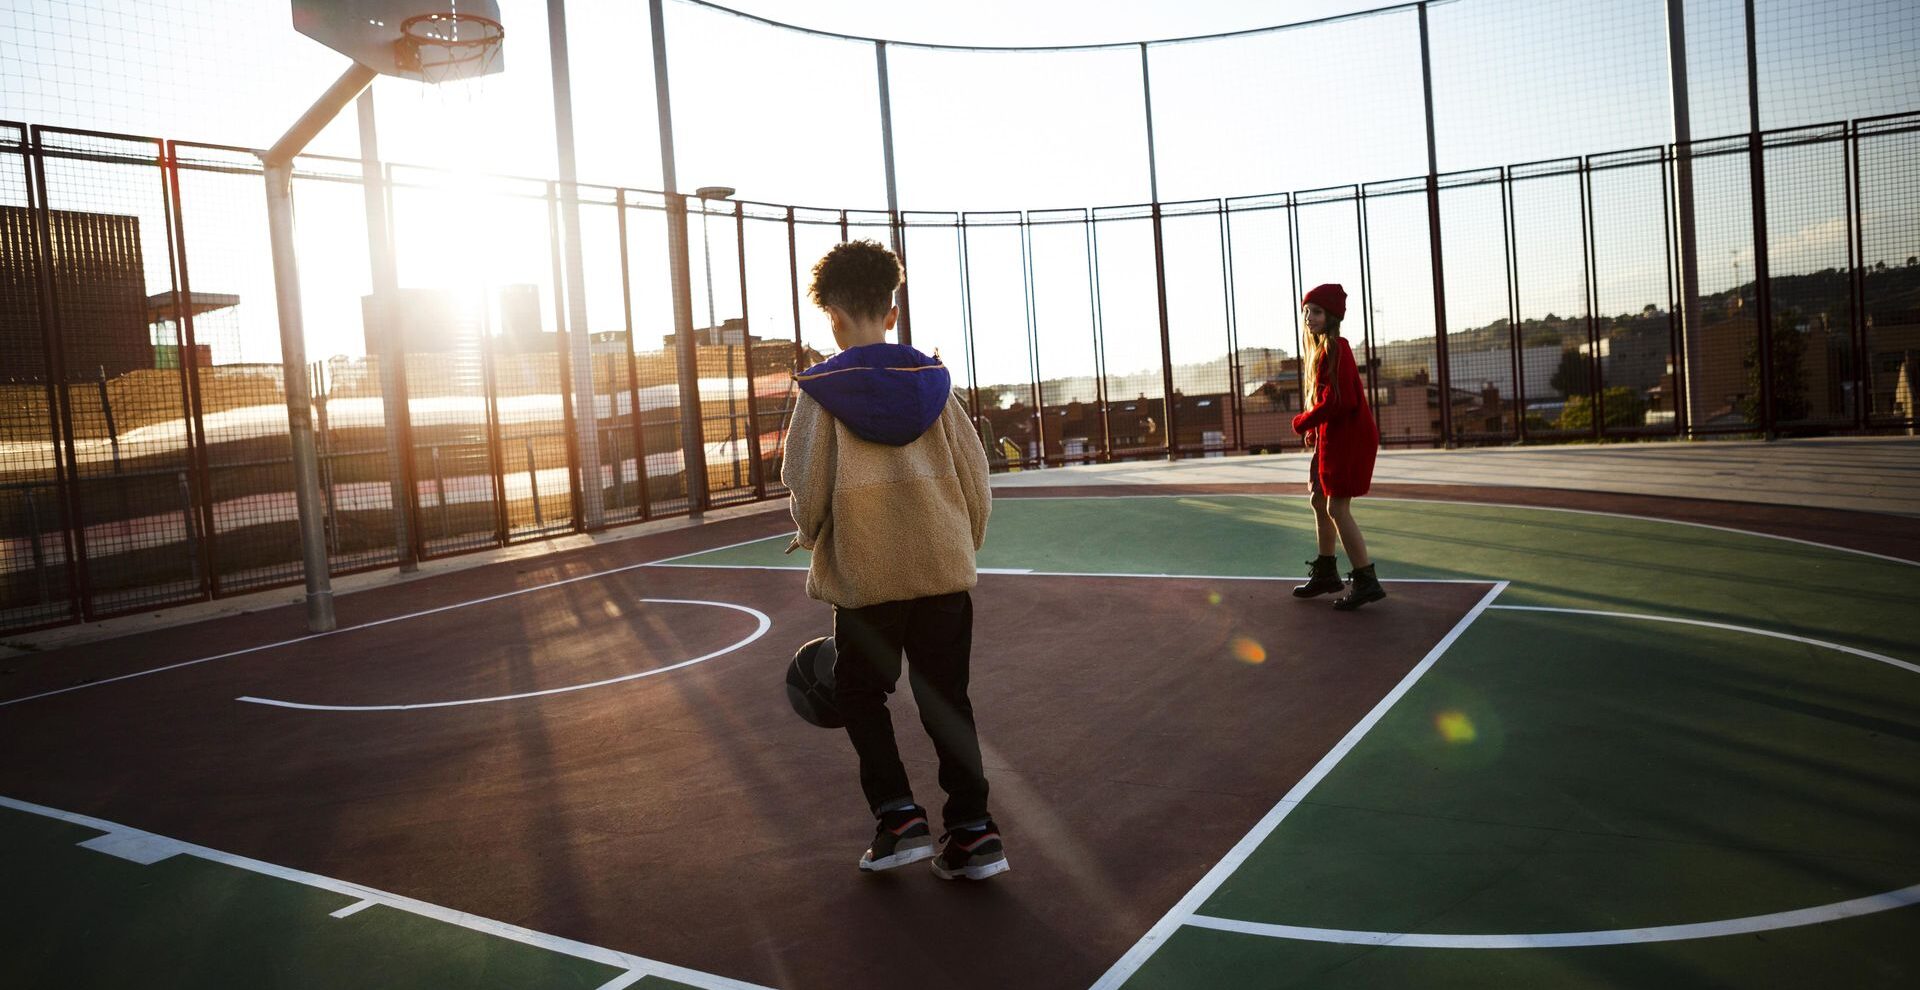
[783,345,990,608]
[779,239,1007,882]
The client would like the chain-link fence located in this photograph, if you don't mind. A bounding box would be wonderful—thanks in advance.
[2,0,1917,632]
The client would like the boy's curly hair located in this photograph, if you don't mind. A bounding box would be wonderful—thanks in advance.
[808,240,903,321]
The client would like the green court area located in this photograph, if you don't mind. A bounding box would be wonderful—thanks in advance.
[0,804,705,990]
[674,493,1920,988]
[5,492,1917,988]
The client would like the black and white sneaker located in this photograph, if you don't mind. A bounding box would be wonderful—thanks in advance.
[857,805,934,872]
[930,821,1010,881]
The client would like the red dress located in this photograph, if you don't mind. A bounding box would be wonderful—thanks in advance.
[1290,337,1379,497]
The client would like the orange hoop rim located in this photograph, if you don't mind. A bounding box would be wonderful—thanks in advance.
[396,12,504,77]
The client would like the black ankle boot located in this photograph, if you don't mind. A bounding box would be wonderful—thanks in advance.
[1292,555,1345,598]
[1333,564,1386,611]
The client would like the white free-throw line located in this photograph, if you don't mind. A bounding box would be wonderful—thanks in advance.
[236,599,771,712]
[1086,581,1510,990]
[1488,604,1920,676]
[0,794,777,990]
[0,531,786,709]
[1182,882,1920,948]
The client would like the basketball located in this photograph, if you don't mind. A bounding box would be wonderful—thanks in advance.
[785,636,844,729]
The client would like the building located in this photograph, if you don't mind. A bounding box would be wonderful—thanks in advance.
[1,206,152,379]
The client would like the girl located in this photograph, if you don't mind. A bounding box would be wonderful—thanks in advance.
[1289,283,1384,610]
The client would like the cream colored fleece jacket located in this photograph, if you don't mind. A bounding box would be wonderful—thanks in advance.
[782,392,992,609]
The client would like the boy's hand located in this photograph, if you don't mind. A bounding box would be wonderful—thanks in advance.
[784,535,807,554]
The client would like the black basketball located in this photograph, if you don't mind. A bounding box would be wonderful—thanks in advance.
[786,636,844,729]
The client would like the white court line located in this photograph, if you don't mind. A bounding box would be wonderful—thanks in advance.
[329,899,376,919]
[0,794,777,990]
[1489,604,1920,676]
[1184,882,1920,948]
[236,599,772,712]
[651,554,1489,584]
[994,491,1920,567]
[593,971,650,990]
[0,532,786,710]
[1136,603,1920,958]
[1087,581,1510,990]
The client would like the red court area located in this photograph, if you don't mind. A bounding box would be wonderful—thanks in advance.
[0,513,1487,990]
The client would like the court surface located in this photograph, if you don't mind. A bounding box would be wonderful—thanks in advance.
[2,484,1916,989]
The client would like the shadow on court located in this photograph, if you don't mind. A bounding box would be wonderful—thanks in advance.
[0,514,1486,989]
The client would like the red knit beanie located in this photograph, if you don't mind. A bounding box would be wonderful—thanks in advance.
[1302,283,1347,321]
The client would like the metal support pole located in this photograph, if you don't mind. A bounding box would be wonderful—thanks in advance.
[1745,0,1775,436]
[1666,0,1703,438]
[876,41,910,344]
[650,0,708,511]
[260,62,375,632]
[264,158,342,633]
[356,90,418,572]
[548,0,605,528]
[1418,2,1454,446]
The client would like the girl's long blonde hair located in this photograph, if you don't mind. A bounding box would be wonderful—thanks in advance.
[1303,313,1343,406]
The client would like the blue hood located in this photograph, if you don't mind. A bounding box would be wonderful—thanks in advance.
[795,343,952,446]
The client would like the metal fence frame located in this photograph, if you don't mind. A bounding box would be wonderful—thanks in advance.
[3,109,1918,633]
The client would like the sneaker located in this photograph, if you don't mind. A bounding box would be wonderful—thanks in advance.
[930,821,1010,881]
[857,804,934,872]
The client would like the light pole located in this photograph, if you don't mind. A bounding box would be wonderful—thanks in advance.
[696,185,738,488]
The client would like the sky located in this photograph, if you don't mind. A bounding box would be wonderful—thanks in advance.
[1,0,1916,388]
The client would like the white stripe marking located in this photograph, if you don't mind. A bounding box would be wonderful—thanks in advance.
[0,532,787,709]
[592,971,650,990]
[995,491,1920,567]
[329,898,377,919]
[236,599,772,712]
[651,558,1487,585]
[0,795,777,990]
[1184,881,1920,948]
[1087,581,1509,989]
[1123,603,1920,960]
[78,830,185,864]
[1489,605,1920,675]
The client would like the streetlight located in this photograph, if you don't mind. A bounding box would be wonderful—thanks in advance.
[695,185,739,487]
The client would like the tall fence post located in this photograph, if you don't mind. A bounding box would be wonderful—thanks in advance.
[355,92,419,572]
[21,132,85,621]
[650,0,709,512]
[1418,2,1454,447]
[1666,0,1703,439]
[735,201,766,495]
[614,188,653,519]
[164,140,221,595]
[875,40,910,345]
[548,0,605,530]
[1744,0,1775,437]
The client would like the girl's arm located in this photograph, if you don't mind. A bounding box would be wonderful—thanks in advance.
[1290,340,1361,433]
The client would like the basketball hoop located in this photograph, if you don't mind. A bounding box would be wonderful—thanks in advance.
[395,12,504,85]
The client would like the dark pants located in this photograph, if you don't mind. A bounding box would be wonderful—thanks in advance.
[832,591,989,830]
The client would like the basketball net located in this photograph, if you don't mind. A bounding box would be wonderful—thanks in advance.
[396,12,503,100]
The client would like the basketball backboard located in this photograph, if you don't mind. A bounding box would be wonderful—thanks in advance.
[292,0,505,83]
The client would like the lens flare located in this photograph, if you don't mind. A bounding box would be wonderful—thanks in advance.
[1435,710,1477,743]
[1230,636,1267,664]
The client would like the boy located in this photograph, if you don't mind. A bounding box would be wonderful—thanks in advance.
[781,240,1005,881]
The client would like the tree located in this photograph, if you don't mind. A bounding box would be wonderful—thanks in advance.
[1556,387,1648,431]
[1549,347,1591,398]
[1738,309,1811,426]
